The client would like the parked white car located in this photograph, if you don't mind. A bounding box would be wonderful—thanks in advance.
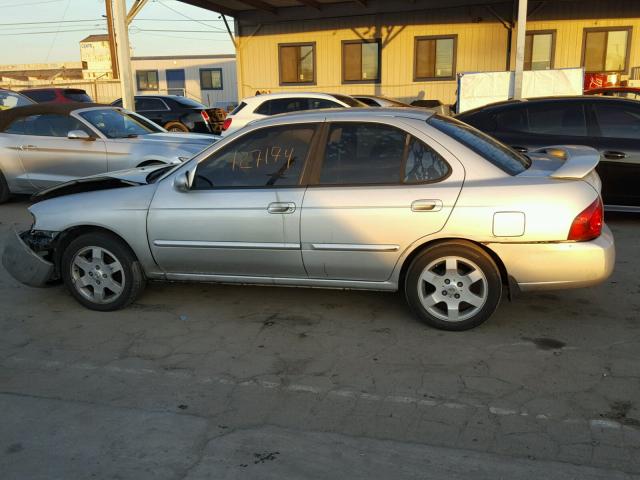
[221,92,366,136]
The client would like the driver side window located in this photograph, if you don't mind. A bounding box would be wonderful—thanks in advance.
[193,124,317,189]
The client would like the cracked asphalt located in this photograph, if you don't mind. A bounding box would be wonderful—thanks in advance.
[1,198,639,479]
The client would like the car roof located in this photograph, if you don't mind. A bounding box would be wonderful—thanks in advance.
[458,95,636,116]
[242,92,353,103]
[0,102,108,130]
[247,107,434,127]
[20,87,86,93]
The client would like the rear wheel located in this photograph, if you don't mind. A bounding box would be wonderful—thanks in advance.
[0,170,10,204]
[404,241,502,330]
[165,122,189,132]
[61,232,145,311]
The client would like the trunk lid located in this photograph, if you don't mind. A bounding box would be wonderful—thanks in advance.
[519,145,602,193]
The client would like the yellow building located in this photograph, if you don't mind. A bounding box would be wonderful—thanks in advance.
[179,0,640,105]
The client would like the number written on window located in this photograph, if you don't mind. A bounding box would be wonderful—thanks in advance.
[193,125,316,188]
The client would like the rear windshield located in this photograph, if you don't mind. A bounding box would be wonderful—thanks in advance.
[230,102,246,115]
[330,94,367,107]
[64,90,92,102]
[428,115,530,175]
[173,97,206,109]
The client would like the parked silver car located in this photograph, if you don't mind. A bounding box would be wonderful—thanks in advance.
[2,109,614,330]
[0,103,218,202]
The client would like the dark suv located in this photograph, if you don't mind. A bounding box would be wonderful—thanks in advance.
[111,95,224,134]
[457,96,640,210]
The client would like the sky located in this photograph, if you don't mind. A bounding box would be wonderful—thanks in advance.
[0,0,236,65]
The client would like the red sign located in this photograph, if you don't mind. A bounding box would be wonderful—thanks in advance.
[584,73,621,91]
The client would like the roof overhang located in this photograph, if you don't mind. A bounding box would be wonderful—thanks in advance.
[176,0,635,25]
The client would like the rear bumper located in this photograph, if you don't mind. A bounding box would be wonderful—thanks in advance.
[487,225,615,291]
[2,229,55,288]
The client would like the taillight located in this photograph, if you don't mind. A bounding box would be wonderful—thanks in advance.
[222,118,232,131]
[567,197,603,241]
[200,110,210,122]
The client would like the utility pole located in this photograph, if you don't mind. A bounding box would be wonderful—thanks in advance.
[112,0,134,109]
[105,0,119,79]
[513,0,528,99]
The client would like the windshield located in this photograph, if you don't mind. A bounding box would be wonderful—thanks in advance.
[79,108,163,138]
[428,115,530,175]
[0,90,33,110]
[330,94,368,107]
[380,96,410,107]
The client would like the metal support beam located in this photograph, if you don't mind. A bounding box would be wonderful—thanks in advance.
[112,0,134,110]
[513,0,527,99]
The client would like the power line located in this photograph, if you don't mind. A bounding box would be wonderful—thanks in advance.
[0,28,107,36]
[0,0,63,7]
[0,18,105,26]
[131,28,228,34]
[155,0,227,32]
[44,0,71,62]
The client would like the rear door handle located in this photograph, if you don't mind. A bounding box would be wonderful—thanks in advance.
[411,199,443,212]
[511,145,528,153]
[267,202,296,214]
[603,150,627,160]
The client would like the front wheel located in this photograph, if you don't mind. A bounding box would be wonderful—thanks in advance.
[61,232,145,311]
[404,241,502,331]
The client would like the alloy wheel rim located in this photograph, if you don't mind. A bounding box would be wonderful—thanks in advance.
[70,246,125,304]
[417,256,488,322]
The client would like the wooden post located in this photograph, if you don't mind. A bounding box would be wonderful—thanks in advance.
[112,0,134,110]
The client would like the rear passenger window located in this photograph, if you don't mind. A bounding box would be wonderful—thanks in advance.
[494,107,528,132]
[255,98,308,116]
[527,103,587,136]
[593,103,640,139]
[309,99,342,110]
[319,123,449,185]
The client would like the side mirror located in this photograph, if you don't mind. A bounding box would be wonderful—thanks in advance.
[173,171,191,192]
[68,130,93,140]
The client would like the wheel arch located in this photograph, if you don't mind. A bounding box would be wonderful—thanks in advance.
[53,225,139,277]
[398,237,510,294]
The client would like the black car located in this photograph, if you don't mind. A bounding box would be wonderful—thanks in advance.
[457,96,640,211]
[111,95,224,134]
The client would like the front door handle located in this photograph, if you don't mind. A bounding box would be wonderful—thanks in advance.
[511,145,528,153]
[267,202,296,214]
[603,150,627,160]
[411,199,443,212]
[19,145,36,151]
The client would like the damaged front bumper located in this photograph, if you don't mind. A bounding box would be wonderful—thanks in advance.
[2,228,58,287]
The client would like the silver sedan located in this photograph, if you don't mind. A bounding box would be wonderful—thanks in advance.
[0,104,218,202]
[2,108,615,330]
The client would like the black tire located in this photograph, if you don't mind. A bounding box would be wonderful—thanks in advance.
[165,122,189,132]
[0,170,10,204]
[61,232,145,311]
[404,241,502,331]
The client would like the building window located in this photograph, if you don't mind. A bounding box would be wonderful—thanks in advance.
[525,30,555,70]
[278,43,315,85]
[414,35,457,81]
[136,70,159,91]
[200,68,223,90]
[582,27,632,73]
[342,39,381,83]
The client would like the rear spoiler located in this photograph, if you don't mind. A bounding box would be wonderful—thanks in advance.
[531,145,601,179]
